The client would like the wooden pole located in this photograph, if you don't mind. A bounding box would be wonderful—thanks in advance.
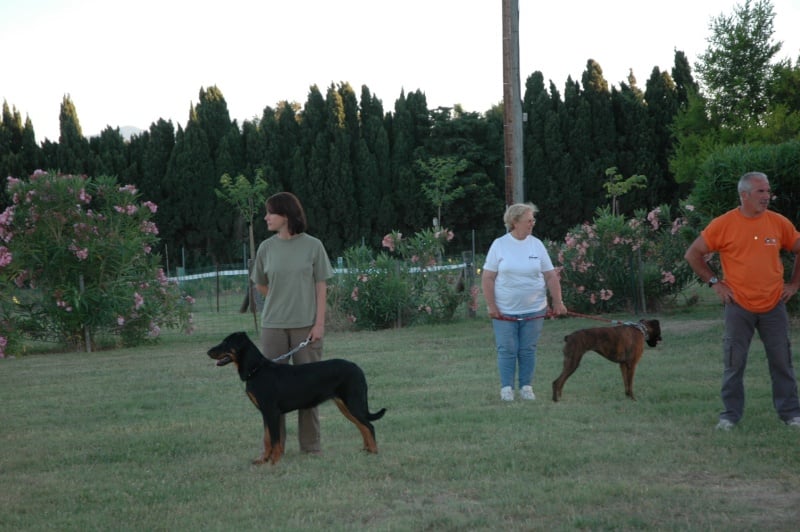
[502,0,524,205]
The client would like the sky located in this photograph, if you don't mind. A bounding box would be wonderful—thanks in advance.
[2,0,800,143]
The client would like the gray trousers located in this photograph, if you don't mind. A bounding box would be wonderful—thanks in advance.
[260,327,322,453]
[721,301,800,423]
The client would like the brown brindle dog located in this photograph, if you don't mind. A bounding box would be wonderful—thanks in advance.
[552,319,661,402]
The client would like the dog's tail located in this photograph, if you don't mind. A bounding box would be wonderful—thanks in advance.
[368,408,387,421]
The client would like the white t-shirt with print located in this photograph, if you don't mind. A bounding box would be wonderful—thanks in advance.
[483,233,554,314]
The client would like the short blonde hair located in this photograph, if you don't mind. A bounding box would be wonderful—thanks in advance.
[503,202,538,231]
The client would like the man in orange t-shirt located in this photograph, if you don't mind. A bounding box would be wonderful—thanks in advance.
[685,171,800,430]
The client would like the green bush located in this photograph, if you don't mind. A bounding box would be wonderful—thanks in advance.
[0,171,194,354]
[548,201,704,313]
[332,228,469,330]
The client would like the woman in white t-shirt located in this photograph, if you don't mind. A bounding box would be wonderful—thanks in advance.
[481,203,567,401]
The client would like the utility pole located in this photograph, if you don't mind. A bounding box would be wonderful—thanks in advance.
[502,0,524,205]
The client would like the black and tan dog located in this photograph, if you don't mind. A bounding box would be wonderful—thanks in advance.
[207,332,386,465]
[552,319,661,402]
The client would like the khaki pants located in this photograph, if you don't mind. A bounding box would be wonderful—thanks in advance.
[259,327,322,453]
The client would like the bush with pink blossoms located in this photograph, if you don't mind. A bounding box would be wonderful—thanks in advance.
[332,227,468,330]
[547,201,704,313]
[0,171,194,352]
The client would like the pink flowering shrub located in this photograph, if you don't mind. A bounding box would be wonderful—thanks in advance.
[332,227,468,329]
[0,171,194,352]
[547,201,703,313]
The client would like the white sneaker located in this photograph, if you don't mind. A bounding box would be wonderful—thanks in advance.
[500,386,514,401]
[716,419,735,431]
[520,385,536,401]
[786,417,800,427]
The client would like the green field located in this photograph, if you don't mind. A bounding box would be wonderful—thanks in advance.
[2,289,799,530]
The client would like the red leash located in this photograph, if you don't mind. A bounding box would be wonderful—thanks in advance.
[493,311,554,322]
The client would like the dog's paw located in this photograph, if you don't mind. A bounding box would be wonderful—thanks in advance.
[252,455,268,465]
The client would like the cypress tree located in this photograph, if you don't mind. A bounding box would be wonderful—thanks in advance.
[390,89,430,233]
[89,126,128,177]
[356,86,391,242]
[644,67,685,207]
[295,85,327,235]
[0,102,28,189]
[581,60,616,208]
[57,95,90,174]
[562,77,594,223]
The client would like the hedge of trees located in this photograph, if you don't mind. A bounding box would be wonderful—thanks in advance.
[1,0,798,271]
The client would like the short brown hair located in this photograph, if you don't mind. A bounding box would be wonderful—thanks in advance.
[265,192,307,234]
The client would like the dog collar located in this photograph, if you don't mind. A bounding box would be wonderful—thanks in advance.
[625,321,648,341]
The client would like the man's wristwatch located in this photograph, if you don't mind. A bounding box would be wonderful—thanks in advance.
[707,276,719,287]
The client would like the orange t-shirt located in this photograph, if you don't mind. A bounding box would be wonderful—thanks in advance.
[702,208,800,313]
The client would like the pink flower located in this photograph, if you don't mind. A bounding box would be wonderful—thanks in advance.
[142,201,158,214]
[184,295,195,305]
[599,289,614,301]
[0,336,7,358]
[647,208,661,230]
[78,188,92,203]
[661,271,676,284]
[0,246,11,268]
[350,287,359,301]
[133,292,145,310]
[114,204,138,215]
[68,243,89,261]
[140,221,158,235]
[117,316,126,326]
[382,233,396,252]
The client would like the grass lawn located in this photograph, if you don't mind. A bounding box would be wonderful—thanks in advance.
[2,289,800,530]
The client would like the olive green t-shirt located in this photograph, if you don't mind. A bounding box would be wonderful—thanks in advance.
[250,233,333,328]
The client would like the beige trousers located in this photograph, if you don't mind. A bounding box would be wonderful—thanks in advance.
[259,326,322,453]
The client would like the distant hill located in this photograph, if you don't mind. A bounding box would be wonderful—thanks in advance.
[119,126,144,141]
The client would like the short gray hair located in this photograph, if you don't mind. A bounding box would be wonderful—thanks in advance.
[738,171,768,194]
[503,202,538,231]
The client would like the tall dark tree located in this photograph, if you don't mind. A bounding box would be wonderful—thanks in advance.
[426,104,504,252]
[562,77,594,223]
[161,110,220,266]
[389,89,430,233]
[294,85,327,233]
[643,67,686,205]
[671,49,699,108]
[0,102,35,196]
[356,86,392,240]
[88,126,127,177]
[140,119,176,205]
[610,73,653,211]
[314,83,359,253]
[195,86,232,163]
[57,95,90,174]
[581,59,617,206]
